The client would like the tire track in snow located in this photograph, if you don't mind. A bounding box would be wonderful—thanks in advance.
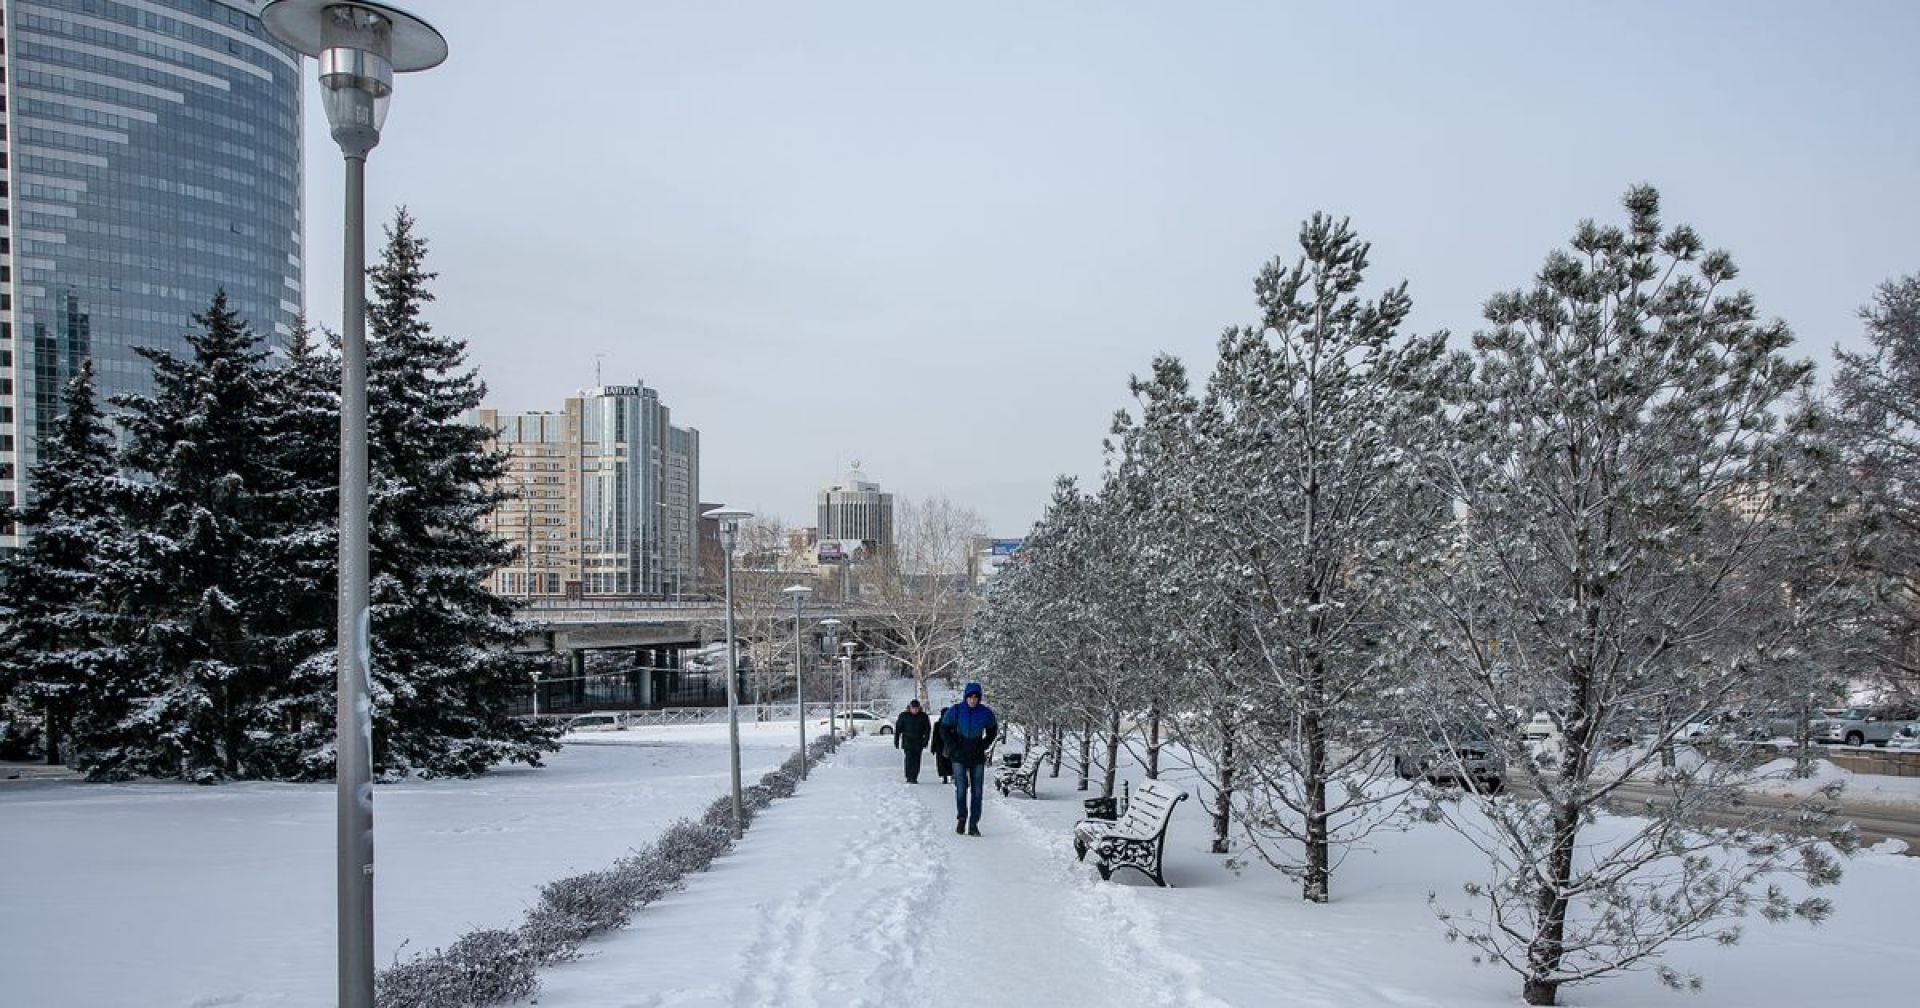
[727,744,950,1008]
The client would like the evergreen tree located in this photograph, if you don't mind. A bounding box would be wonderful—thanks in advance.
[364,210,555,777]
[1185,215,1451,903]
[88,291,289,780]
[0,361,122,765]
[248,320,345,777]
[1414,187,1853,1005]
[1832,274,1920,702]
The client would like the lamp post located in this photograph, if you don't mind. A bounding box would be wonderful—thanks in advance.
[842,642,858,726]
[782,584,812,778]
[530,667,542,719]
[260,5,444,1007]
[702,506,753,837]
[819,617,842,741]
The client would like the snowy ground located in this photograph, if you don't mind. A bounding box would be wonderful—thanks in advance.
[3,721,1915,1007]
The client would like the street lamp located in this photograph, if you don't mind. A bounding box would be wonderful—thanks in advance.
[841,641,858,730]
[260,4,444,1007]
[702,506,753,838]
[530,667,542,719]
[819,617,842,741]
[781,584,812,779]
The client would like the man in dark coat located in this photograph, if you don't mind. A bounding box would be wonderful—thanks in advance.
[893,699,932,783]
[937,681,998,836]
[931,705,953,783]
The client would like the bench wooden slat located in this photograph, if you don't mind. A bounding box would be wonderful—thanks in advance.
[1071,779,1187,887]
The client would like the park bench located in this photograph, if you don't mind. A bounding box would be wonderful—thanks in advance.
[993,746,1050,799]
[1072,778,1187,887]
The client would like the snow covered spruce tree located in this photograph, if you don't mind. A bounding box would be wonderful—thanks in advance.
[364,210,554,777]
[1831,273,1920,702]
[0,361,121,766]
[1413,186,1855,1005]
[246,321,347,777]
[85,292,308,780]
[1180,215,1451,903]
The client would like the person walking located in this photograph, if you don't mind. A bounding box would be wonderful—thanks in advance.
[938,682,998,836]
[931,704,953,784]
[893,699,932,783]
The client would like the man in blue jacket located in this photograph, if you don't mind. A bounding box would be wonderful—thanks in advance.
[938,681,998,836]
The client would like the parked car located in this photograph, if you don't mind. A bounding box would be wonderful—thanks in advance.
[817,710,891,735]
[1394,734,1506,792]
[1808,706,1919,747]
[564,712,629,733]
[1886,723,1920,751]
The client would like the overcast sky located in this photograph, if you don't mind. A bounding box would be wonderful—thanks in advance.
[296,1,1920,537]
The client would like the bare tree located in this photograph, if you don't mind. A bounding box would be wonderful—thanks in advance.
[861,496,988,702]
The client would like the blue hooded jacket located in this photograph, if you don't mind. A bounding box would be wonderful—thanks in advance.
[939,681,998,766]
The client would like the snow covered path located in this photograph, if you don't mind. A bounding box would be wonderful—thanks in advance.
[533,737,1223,1007]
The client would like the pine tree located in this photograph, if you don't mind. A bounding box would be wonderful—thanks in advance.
[89,291,289,780]
[1414,187,1853,1005]
[1184,215,1452,902]
[1832,274,1920,702]
[0,360,122,765]
[247,320,345,777]
[363,210,554,777]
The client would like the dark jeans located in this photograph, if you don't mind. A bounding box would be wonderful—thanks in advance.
[903,745,924,782]
[952,762,985,826]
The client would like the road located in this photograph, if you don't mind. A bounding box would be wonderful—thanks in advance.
[1509,778,1920,855]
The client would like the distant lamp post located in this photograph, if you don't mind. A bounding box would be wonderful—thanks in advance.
[703,506,753,837]
[260,4,446,1008]
[781,584,813,778]
[530,667,542,719]
[819,617,842,741]
[841,642,858,729]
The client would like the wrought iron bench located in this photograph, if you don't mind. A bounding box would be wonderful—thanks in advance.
[993,747,1050,799]
[1071,778,1187,887]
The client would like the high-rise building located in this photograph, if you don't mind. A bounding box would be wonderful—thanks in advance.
[0,0,304,544]
[477,383,701,599]
[817,464,893,554]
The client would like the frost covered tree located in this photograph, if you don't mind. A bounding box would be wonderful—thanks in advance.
[1831,273,1920,702]
[364,211,554,777]
[861,496,989,702]
[1413,187,1854,1005]
[85,292,299,780]
[1177,215,1451,903]
[0,361,121,766]
[245,321,346,777]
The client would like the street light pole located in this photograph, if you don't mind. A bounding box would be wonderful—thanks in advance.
[842,642,857,725]
[260,5,444,1007]
[703,506,753,837]
[819,617,841,741]
[782,584,812,778]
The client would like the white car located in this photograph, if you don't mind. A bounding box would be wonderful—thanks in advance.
[564,712,628,732]
[817,710,891,735]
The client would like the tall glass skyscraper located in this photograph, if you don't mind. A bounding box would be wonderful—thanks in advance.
[0,0,303,545]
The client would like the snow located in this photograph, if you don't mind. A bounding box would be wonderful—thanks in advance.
[3,724,1916,1007]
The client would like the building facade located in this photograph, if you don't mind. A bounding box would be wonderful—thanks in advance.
[478,383,701,599]
[1,0,303,542]
[816,464,893,554]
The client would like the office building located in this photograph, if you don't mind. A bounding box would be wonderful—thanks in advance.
[817,464,893,556]
[1,0,303,543]
[478,383,701,598]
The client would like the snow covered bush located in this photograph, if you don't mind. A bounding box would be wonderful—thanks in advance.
[375,928,538,1008]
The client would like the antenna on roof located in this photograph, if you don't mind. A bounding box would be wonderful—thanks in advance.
[593,353,606,387]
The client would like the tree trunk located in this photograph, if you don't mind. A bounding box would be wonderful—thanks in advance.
[1048,722,1064,777]
[1077,718,1093,791]
[1211,705,1235,854]
[1522,800,1578,1005]
[43,704,64,766]
[1147,702,1162,779]
[1302,705,1330,903]
[1103,707,1122,796]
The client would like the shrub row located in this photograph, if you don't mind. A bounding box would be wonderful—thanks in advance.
[375,735,840,1008]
